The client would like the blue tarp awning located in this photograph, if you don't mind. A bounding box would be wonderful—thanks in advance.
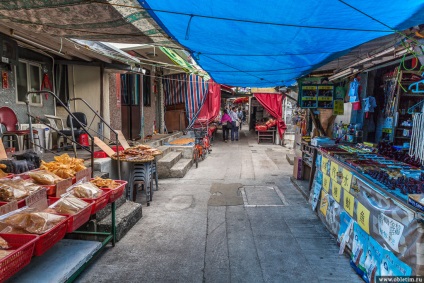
[138,0,424,87]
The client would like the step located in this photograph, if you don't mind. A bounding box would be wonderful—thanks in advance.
[93,157,112,173]
[157,151,182,171]
[169,158,193,178]
[95,193,127,221]
[286,154,295,165]
[155,145,172,159]
[170,145,195,159]
[97,201,143,242]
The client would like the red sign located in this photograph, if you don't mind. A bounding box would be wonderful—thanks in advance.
[2,71,8,89]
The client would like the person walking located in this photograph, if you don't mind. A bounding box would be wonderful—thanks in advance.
[237,108,244,130]
[229,107,239,141]
[221,109,232,142]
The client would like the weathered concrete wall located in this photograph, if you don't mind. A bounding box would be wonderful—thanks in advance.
[0,45,55,123]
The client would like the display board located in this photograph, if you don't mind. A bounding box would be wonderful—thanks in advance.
[300,84,335,109]
[310,151,424,280]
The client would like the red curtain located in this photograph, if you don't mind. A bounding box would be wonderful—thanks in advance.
[254,93,287,138]
[195,80,221,125]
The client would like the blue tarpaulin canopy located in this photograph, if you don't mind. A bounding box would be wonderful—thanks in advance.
[138,0,424,87]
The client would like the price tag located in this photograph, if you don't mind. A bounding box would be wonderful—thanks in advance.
[331,182,341,203]
[321,157,329,173]
[341,169,352,191]
[322,174,331,192]
[303,86,317,90]
[0,200,18,215]
[55,178,73,197]
[330,162,339,182]
[317,96,333,101]
[356,202,370,234]
[301,96,316,101]
[76,168,92,182]
[116,130,130,149]
[26,188,48,211]
[343,191,355,217]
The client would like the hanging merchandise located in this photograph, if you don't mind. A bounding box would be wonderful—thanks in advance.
[41,73,52,100]
[348,78,360,103]
[409,111,424,165]
[363,96,377,118]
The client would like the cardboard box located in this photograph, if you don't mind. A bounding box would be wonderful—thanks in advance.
[408,194,424,212]
[293,157,303,180]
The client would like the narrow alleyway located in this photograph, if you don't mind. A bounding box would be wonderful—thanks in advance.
[77,130,362,283]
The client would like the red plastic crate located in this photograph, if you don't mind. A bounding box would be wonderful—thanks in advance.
[0,174,14,180]
[0,233,39,283]
[48,198,94,233]
[33,218,68,256]
[100,180,127,203]
[83,190,111,215]
[16,173,57,196]
[93,145,124,158]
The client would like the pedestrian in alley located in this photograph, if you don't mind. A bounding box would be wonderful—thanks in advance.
[221,109,232,142]
[229,106,239,141]
[238,107,244,130]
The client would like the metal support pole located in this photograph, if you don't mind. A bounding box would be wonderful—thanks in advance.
[25,95,35,150]
[112,201,116,246]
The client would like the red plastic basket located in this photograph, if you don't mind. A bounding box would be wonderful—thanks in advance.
[93,146,124,158]
[0,233,38,283]
[16,172,58,196]
[48,198,94,233]
[100,180,127,203]
[83,190,111,215]
[33,218,68,256]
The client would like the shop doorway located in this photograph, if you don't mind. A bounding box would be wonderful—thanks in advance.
[120,74,142,140]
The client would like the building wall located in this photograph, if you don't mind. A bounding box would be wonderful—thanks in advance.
[0,45,55,124]
[108,73,122,135]
[142,68,156,137]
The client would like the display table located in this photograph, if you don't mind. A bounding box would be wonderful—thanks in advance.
[257,129,276,143]
[310,148,424,280]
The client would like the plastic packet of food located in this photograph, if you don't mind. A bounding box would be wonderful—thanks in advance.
[48,195,89,215]
[0,207,66,234]
[69,182,103,199]
[90,177,119,189]
[28,170,64,185]
[0,183,28,201]
[0,250,12,259]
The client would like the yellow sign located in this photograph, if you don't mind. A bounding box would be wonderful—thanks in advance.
[343,191,355,217]
[321,157,329,173]
[302,96,316,101]
[382,128,392,134]
[332,182,341,203]
[333,99,344,115]
[356,202,370,234]
[341,169,353,191]
[318,86,333,90]
[303,86,317,90]
[322,174,331,192]
[318,96,333,101]
[320,191,328,216]
[330,162,339,182]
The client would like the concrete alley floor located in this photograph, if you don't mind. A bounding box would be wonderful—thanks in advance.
[77,129,362,283]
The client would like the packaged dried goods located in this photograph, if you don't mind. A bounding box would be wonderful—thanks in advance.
[40,154,86,179]
[1,210,66,234]
[48,195,89,215]
[0,184,28,202]
[28,170,64,185]
[70,182,103,199]
[0,250,12,259]
[0,164,7,178]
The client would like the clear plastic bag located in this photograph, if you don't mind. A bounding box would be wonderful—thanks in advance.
[0,183,28,202]
[48,195,89,215]
[70,182,103,199]
[28,170,63,185]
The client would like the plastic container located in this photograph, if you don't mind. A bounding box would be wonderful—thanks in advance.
[82,190,111,215]
[16,173,57,196]
[0,233,39,282]
[93,146,125,158]
[48,198,94,233]
[100,180,127,203]
[33,218,68,256]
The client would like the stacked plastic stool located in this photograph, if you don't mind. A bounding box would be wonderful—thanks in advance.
[130,162,153,206]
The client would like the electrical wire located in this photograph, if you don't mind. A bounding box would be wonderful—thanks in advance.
[86,0,392,33]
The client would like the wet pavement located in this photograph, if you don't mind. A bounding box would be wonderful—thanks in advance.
[77,129,362,283]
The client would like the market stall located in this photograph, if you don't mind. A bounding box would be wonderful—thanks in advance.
[309,144,424,281]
